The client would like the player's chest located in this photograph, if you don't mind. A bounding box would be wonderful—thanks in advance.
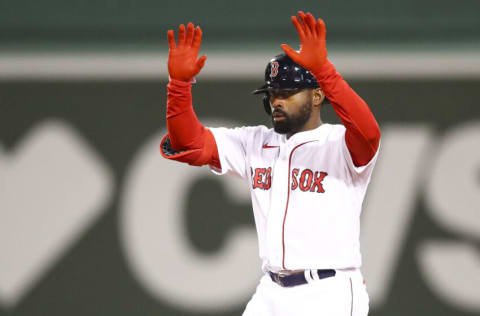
[246,141,344,194]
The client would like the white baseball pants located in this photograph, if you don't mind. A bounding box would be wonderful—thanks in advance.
[242,268,369,316]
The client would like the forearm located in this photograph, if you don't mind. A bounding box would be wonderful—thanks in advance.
[163,78,220,168]
[166,79,204,150]
[313,60,381,166]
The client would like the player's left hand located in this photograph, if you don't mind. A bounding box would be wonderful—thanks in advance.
[281,11,327,75]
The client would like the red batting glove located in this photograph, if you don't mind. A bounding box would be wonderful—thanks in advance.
[281,11,327,75]
[167,22,207,82]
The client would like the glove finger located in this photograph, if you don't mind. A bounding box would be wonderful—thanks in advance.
[305,13,317,36]
[298,11,311,38]
[291,16,306,42]
[186,22,195,46]
[281,44,301,64]
[192,26,203,50]
[167,30,176,49]
[316,18,326,40]
[196,55,207,70]
[178,24,186,46]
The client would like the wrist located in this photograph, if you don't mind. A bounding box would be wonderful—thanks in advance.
[311,59,337,82]
[169,77,195,87]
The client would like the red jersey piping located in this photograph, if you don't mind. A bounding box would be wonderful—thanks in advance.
[282,140,318,269]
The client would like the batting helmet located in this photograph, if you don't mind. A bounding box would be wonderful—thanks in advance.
[252,53,322,115]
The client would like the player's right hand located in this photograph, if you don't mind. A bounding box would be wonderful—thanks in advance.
[167,23,207,82]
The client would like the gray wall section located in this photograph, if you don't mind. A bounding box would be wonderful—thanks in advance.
[0,79,479,315]
[1,0,480,49]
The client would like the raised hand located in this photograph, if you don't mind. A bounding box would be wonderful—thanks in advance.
[167,22,207,82]
[281,11,327,75]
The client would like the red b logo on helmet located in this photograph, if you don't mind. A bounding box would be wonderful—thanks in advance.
[270,61,279,78]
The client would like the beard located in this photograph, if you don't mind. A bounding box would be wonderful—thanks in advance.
[271,99,313,135]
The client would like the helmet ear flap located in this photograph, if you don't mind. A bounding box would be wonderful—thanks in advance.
[263,94,271,115]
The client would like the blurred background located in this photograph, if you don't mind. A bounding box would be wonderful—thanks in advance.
[1,1,479,315]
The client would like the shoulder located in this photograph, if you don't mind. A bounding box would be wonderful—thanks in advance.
[240,125,275,145]
[235,125,271,133]
[211,124,271,135]
[321,123,346,140]
[247,125,273,137]
[209,124,273,143]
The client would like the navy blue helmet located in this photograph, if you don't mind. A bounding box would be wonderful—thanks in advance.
[253,53,322,115]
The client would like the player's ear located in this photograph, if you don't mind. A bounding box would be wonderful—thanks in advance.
[312,88,325,107]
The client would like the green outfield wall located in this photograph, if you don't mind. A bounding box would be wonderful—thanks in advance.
[0,78,479,316]
[1,0,479,50]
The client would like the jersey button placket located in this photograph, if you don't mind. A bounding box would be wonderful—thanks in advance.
[265,144,289,268]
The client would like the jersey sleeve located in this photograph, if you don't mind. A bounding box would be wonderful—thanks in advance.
[208,126,250,180]
[340,126,380,176]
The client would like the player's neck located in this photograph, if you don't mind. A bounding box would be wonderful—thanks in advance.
[286,116,323,139]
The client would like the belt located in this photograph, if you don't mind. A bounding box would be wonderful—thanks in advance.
[269,269,336,287]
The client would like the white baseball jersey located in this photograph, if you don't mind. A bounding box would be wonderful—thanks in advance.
[209,123,379,272]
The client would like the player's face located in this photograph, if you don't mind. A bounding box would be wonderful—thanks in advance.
[269,89,313,136]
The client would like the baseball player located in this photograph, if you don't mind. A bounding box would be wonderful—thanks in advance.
[161,11,380,316]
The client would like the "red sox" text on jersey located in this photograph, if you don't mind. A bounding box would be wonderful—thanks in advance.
[251,167,328,193]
